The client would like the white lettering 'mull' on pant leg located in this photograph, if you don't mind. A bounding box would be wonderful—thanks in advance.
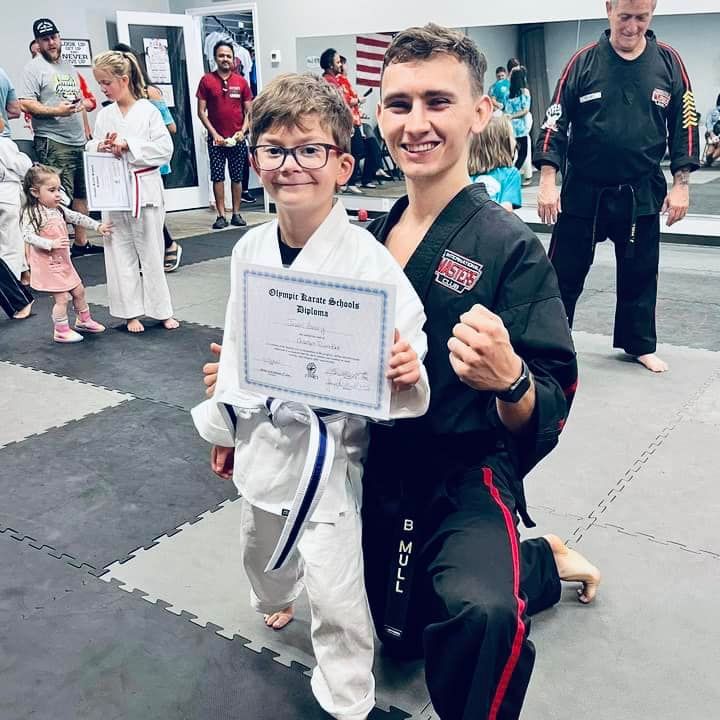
[302,512,375,720]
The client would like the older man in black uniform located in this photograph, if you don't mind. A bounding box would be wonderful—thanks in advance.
[535,0,700,373]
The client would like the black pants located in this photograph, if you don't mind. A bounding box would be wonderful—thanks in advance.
[362,454,560,720]
[0,258,33,318]
[350,127,381,186]
[549,193,660,356]
[514,136,529,170]
[163,224,173,251]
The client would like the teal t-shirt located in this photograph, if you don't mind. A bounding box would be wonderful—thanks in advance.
[150,98,174,175]
[471,166,522,209]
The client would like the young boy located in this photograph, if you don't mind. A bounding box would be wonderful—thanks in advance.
[191,73,429,720]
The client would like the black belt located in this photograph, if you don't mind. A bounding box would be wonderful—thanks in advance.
[591,183,638,258]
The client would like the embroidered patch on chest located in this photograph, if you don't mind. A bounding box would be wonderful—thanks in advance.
[434,250,483,294]
[652,88,671,109]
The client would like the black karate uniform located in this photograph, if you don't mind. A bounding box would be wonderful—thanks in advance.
[534,30,699,355]
[363,185,578,720]
[0,258,33,319]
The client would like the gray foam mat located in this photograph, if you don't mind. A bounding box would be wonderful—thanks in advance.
[0,399,233,572]
[0,300,220,410]
[0,530,387,720]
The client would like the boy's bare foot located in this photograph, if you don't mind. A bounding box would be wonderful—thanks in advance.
[264,605,294,630]
[544,533,601,604]
[127,318,145,333]
[13,301,33,319]
[163,317,180,330]
[634,353,668,373]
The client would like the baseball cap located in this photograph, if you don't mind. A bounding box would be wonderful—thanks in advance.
[33,18,60,39]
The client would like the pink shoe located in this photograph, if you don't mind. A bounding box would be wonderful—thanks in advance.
[75,318,106,333]
[54,327,84,343]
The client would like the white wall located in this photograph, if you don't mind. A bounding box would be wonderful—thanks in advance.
[170,0,719,96]
[544,13,720,126]
[464,25,519,88]
[2,0,170,139]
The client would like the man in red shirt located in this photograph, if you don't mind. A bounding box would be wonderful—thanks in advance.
[197,40,253,229]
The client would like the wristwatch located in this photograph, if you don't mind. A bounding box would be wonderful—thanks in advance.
[496,359,531,404]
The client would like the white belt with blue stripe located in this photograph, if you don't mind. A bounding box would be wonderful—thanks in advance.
[219,397,341,573]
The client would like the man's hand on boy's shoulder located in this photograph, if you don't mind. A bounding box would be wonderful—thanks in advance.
[387,329,421,393]
[211,445,234,480]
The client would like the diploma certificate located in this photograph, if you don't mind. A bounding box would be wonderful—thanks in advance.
[236,263,397,419]
[83,152,132,212]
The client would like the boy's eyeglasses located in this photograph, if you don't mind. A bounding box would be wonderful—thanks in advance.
[250,143,344,171]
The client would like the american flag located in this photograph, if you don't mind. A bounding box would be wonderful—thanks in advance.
[356,33,393,88]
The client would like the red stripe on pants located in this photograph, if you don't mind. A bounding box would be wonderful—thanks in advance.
[482,468,527,720]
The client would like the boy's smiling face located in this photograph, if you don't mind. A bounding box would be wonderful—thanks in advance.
[377,54,492,185]
[251,115,354,211]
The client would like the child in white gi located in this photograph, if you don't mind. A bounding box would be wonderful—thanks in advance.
[21,164,111,343]
[88,51,178,333]
[192,74,430,720]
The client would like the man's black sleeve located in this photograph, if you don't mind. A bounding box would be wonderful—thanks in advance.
[490,228,578,476]
[533,55,578,172]
[662,45,701,174]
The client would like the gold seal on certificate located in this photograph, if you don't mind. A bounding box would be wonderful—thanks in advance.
[235,263,397,419]
[83,152,132,212]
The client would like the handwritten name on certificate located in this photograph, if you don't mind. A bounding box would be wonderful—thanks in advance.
[236,263,397,419]
[83,152,132,212]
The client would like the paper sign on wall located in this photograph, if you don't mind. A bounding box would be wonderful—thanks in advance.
[157,84,175,108]
[305,55,320,70]
[143,38,172,84]
[62,39,92,67]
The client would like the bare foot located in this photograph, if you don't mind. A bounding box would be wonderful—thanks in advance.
[544,533,601,604]
[264,605,294,630]
[13,301,34,319]
[163,317,180,330]
[127,318,145,333]
[635,353,668,373]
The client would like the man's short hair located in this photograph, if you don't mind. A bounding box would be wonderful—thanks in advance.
[249,73,353,152]
[213,40,234,58]
[495,66,506,75]
[320,48,337,72]
[382,24,487,96]
[608,0,657,7]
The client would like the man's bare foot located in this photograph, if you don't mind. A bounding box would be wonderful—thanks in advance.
[13,301,33,319]
[127,318,145,333]
[163,317,180,330]
[544,533,601,604]
[635,353,668,373]
[264,605,294,630]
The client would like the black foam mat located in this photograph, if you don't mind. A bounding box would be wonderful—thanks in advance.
[0,399,233,571]
[0,300,221,410]
[0,532,333,720]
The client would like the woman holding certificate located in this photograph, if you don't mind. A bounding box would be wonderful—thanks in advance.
[88,51,178,333]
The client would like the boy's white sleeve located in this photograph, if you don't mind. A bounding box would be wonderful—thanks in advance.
[125,107,173,169]
[387,263,430,420]
[191,244,266,446]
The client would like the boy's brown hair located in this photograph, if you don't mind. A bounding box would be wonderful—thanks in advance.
[382,24,487,96]
[468,115,515,176]
[249,73,353,152]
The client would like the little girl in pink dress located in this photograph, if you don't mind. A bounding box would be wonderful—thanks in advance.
[21,164,112,343]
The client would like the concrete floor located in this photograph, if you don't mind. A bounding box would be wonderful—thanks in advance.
[1,208,719,719]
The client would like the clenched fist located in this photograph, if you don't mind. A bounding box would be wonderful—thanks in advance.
[447,304,522,392]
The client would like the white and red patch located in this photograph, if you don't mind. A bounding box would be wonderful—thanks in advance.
[434,250,483,294]
[652,88,671,109]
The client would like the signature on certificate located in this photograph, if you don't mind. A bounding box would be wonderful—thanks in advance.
[326,368,371,391]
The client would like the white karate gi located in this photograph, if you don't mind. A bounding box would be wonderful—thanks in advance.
[87,100,174,320]
[0,137,32,279]
[192,200,430,720]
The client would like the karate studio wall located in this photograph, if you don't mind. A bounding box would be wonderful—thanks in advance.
[1,0,169,141]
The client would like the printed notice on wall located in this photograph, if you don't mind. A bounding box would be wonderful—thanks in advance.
[143,38,172,84]
[62,39,92,67]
